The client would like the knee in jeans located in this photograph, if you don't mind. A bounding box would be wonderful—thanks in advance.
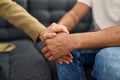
[96,47,120,60]
[92,47,120,80]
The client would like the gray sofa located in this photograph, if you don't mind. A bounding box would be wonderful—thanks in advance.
[0,0,94,80]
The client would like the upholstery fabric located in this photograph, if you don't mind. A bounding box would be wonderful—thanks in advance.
[28,0,92,33]
[8,40,52,80]
[0,18,6,28]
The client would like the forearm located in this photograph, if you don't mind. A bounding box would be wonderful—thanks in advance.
[70,26,120,50]
[58,2,90,31]
[58,11,78,31]
[0,0,46,42]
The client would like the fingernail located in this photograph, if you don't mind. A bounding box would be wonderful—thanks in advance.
[59,62,63,64]
[70,60,73,63]
[52,23,56,25]
[66,62,70,64]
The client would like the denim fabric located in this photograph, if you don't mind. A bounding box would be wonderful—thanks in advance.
[56,49,99,80]
[56,61,85,80]
[92,47,120,80]
[56,47,120,80]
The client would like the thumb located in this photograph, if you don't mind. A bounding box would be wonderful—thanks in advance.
[43,33,56,41]
[49,23,69,34]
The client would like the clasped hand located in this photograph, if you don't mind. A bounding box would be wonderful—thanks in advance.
[40,23,73,64]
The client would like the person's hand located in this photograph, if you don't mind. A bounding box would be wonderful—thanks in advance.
[43,48,73,64]
[42,33,74,61]
[54,53,73,64]
[42,47,73,64]
[39,23,69,43]
[40,23,73,64]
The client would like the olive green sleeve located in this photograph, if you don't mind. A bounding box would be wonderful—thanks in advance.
[0,0,46,42]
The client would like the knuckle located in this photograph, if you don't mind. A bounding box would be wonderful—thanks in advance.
[45,40,50,45]
[47,45,52,50]
[41,49,45,53]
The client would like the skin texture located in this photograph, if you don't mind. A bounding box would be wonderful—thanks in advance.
[41,2,120,63]
[40,23,73,64]
[58,2,91,31]
[40,23,69,42]
[42,2,91,62]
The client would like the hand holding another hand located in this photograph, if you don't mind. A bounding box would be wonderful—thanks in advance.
[42,33,74,63]
[39,23,74,64]
[39,23,69,43]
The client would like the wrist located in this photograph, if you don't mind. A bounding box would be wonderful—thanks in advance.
[39,28,46,41]
[57,24,69,34]
[69,34,78,51]
[69,34,83,50]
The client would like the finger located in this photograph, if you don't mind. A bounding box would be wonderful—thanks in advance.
[61,56,73,64]
[45,51,52,58]
[39,23,57,41]
[58,24,69,34]
[48,56,55,61]
[56,58,63,64]
[57,53,73,64]
[51,22,57,26]
[54,54,73,64]
[41,47,48,54]
[43,33,56,41]
[52,54,60,59]
[56,58,71,64]
[53,52,70,59]
[51,27,65,33]
[67,53,73,59]
[49,23,69,34]
[66,53,74,63]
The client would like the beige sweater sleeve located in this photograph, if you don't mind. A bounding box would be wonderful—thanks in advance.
[0,43,15,53]
[0,0,46,42]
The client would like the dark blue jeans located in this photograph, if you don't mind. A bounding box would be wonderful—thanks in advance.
[56,47,120,80]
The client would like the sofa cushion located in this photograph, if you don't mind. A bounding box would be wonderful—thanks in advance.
[0,39,52,80]
[28,0,92,33]
[0,28,30,42]
[28,0,76,26]
[0,18,6,28]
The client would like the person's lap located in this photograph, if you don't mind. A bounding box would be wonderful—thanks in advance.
[56,47,120,80]
[56,49,99,80]
[92,47,120,80]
